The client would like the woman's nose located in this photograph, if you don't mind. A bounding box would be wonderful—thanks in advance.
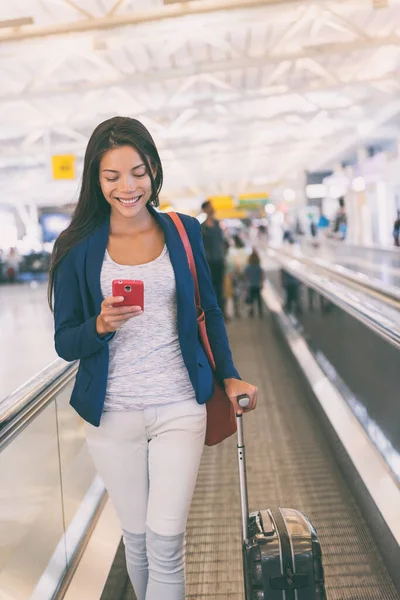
[118,174,135,192]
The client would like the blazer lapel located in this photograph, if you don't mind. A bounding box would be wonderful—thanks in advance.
[85,220,109,314]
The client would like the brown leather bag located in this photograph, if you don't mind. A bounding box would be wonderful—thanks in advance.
[168,212,237,446]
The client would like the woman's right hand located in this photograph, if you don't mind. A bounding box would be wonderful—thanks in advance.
[96,296,143,336]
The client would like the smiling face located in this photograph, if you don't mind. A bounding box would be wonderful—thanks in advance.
[99,145,154,220]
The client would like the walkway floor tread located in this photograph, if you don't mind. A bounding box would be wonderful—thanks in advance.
[102,315,398,600]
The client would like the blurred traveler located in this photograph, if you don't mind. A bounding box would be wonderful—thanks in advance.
[333,199,347,241]
[0,249,5,282]
[245,249,264,318]
[309,215,317,239]
[295,217,304,236]
[5,247,20,283]
[48,116,257,600]
[227,234,248,318]
[200,200,226,314]
[318,211,330,230]
[281,270,301,315]
[257,223,269,250]
[283,218,295,244]
[393,211,400,247]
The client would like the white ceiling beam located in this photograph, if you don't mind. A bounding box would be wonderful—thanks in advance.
[106,0,127,17]
[2,32,399,102]
[322,6,371,42]
[311,99,400,170]
[0,0,371,43]
[272,5,313,52]
[59,0,95,19]
[0,102,363,151]
[296,57,339,84]
[0,125,358,164]
[0,71,393,130]
[25,52,70,91]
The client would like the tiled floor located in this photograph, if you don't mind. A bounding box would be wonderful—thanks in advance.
[0,282,57,400]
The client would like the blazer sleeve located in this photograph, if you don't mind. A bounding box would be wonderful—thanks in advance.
[189,217,241,383]
[53,249,114,362]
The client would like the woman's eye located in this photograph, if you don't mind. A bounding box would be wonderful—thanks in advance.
[135,170,147,177]
[106,178,118,182]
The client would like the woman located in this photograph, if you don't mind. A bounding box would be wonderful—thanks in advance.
[48,117,257,600]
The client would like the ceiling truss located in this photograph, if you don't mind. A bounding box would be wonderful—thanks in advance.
[0,0,399,201]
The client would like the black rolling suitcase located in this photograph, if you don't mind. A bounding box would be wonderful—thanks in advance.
[236,397,326,600]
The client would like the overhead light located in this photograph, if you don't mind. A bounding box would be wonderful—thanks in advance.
[0,17,34,28]
[265,204,276,215]
[352,177,366,192]
[306,184,326,199]
[283,188,296,202]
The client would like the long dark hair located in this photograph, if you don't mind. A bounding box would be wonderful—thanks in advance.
[248,250,261,266]
[48,116,163,310]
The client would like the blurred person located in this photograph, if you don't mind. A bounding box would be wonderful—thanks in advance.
[245,249,264,318]
[5,247,20,283]
[393,210,400,247]
[318,210,330,231]
[48,116,257,600]
[0,248,4,282]
[309,215,317,239]
[200,200,227,314]
[281,270,301,315]
[282,216,295,244]
[281,239,301,314]
[333,198,348,241]
[227,234,248,318]
[257,223,269,250]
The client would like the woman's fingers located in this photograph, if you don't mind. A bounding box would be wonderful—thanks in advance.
[107,305,142,316]
[109,311,142,323]
[98,297,143,333]
[240,387,258,412]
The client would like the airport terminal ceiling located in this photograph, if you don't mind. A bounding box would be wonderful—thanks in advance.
[1,0,400,205]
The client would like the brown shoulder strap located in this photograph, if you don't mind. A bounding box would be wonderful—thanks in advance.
[168,212,201,307]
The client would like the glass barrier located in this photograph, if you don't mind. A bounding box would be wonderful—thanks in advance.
[270,268,400,483]
[0,377,105,600]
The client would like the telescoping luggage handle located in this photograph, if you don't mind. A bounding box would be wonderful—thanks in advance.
[236,394,250,542]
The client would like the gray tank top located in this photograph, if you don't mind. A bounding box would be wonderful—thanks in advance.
[100,245,196,411]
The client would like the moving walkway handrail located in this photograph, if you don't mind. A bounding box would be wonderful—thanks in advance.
[0,358,78,450]
[309,258,400,303]
[270,250,400,352]
[318,238,400,255]
[277,246,400,304]
[287,246,400,303]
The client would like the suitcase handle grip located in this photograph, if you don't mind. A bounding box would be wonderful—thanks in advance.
[238,394,250,408]
[236,401,249,542]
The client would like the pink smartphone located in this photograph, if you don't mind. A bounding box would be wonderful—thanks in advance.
[112,279,144,309]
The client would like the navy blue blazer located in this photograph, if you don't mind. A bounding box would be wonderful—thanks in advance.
[53,207,240,426]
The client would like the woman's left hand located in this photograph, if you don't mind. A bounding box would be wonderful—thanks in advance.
[223,378,258,415]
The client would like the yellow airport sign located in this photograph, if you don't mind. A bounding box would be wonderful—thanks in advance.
[52,154,76,180]
[207,195,234,210]
[215,208,248,220]
[238,192,269,207]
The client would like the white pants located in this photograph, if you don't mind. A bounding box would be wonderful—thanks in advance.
[84,399,207,600]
